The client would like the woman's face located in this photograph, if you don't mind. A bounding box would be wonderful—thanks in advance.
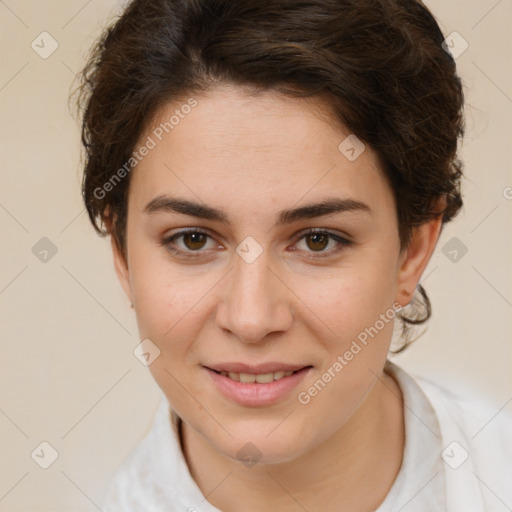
[113,84,430,464]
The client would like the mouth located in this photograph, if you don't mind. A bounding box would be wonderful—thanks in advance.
[203,363,313,406]
[208,367,311,383]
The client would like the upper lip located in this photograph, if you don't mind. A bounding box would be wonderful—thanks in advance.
[204,362,311,374]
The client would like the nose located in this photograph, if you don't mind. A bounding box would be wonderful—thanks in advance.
[215,249,293,343]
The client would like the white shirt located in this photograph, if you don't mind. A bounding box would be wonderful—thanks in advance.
[101,361,512,511]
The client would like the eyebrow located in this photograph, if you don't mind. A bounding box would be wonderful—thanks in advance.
[143,195,371,226]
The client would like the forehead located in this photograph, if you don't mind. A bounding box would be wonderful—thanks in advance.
[128,85,392,219]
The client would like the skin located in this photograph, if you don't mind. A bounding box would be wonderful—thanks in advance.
[112,83,442,512]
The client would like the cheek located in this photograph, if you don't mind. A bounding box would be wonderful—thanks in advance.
[294,280,397,441]
[128,250,231,391]
[128,245,203,347]
[291,258,398,404]
[295,257,398,344]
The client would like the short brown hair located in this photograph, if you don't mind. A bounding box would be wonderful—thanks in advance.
[76,0,465,349]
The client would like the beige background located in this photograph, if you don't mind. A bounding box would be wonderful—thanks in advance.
[1,0,511,510]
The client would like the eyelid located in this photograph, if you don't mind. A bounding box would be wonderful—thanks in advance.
[289,228,354,259]
[160,227,222,253]
[160,227,354,259]
[292,227,353,244]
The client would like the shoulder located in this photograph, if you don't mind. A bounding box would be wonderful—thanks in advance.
[100,433,156,510]
[413,371,512,443]
[100,396,183,511]
[387,360,512,440]
[407,367,512,509]
[388,360,512,509]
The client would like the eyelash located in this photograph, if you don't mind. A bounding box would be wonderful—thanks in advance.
[160,227,353,260]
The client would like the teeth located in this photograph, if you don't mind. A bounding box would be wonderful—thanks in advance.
[218,369,299,383]
[228,371,239,381]
[256,373,274,384]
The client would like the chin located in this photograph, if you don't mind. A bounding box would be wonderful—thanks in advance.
[198,417,316,467]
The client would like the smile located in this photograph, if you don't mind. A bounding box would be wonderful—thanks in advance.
[212,369,297,383]
[204,365,313,406]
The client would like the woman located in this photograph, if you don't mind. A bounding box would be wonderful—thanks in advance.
[77,0,511,510]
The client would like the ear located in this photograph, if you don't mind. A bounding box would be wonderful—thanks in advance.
[111,235,133,305]
[395,214,443,307]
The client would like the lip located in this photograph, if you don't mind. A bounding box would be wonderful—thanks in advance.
[205,362,309,374]
[203,365,312,407]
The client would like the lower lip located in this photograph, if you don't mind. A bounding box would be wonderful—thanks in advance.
[204,366,312,407]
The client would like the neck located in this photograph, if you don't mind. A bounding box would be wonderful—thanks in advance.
[180,369,404,512]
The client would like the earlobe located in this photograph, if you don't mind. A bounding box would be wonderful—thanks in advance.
[111,235,133,305]
[395,215,443,307]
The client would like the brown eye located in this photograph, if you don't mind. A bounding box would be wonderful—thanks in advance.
[182,232,208,250]
[294,229,353,258]
[306,233,329,251]
[161,229,219,258]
